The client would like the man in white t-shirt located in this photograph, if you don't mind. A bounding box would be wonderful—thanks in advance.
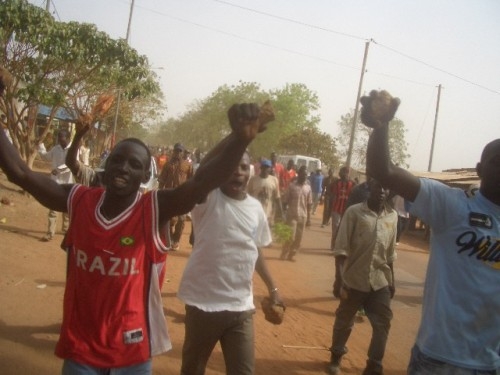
[37,129,73,241]
[178,152,283,375]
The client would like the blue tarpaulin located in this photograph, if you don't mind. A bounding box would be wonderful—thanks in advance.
[37,104,76,121]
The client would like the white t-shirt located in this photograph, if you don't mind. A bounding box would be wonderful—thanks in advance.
[38,143,73,184]
[177,189,272,312]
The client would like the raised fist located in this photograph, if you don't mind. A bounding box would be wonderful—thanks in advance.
[227,101,274,141]
[360,90,400,129]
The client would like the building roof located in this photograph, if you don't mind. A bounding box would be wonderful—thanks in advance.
[411,169,479,189]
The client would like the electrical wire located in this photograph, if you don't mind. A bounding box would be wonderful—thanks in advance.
[213,0,500,96]
[213,0,367,42]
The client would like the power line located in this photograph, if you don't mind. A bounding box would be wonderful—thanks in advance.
[213,0,367,42]
[131,2,444,87]
[213,0,500,96]
[132,3,359,72]
[373,41,500,95]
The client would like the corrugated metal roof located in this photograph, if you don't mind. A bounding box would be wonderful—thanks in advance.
[411,169,479,188]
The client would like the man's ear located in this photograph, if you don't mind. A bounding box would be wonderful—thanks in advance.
[475,162,482,179]
[142,170,151,184]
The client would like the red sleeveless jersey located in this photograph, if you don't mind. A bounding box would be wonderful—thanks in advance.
[55,185,171,367]
[330,179,355,215]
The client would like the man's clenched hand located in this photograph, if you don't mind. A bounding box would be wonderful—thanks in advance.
[360,90,400,129]
[227,101,274,142]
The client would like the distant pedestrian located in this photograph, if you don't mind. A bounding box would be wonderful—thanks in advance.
[158,142,193,250]
[321,168,334,227]
[248,159,282,227]
[310,168,324,215]
[329,166,355,249]
[280,165,312,261]
[392,194,409,244]
[37,129,73,241]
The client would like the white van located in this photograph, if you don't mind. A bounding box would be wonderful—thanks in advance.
[277,155,322,173]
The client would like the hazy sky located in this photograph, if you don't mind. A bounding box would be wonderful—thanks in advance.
[33,0,500,171]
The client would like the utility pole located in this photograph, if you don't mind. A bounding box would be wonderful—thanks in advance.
[345,40,370,170]
[46,0,50,12]
[427,84,442,172]
[111,0,136,148]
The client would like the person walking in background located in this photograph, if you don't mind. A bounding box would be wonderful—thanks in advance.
[329,166,355,250]
[310,168,324,215]
[66,123,102,187]
[361,89,500,374]
[283,159,297,192]
[158,142,194,250]
[0,96,270,374]
[328,178,397,375]
[78,140,90,167]
[37,128,73,242]
[178,151,283,375]
[391,194,409,245]
[156,147,169,171]
[270,151,285,189]
[280,165,312,261]
[321,168,334,228]
[345,176,371,209]
[248,159,282,228]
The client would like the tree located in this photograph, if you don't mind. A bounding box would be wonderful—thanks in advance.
[151,81,334,163]
[0,0,162,167]
[335,110,410,169]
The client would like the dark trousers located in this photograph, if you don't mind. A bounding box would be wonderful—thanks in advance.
[331,287,393,365]
[170,214,186,243]
[322,196,332,225]
[396,216,408,242]
[181,305,255,375]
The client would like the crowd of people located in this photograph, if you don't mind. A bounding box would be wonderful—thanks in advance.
[1,68,499,375]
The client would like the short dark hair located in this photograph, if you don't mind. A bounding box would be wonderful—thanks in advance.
[481,139,500,163]
[115,138,152,172]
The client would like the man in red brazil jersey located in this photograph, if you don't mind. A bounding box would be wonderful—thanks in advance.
[0,96,271,374]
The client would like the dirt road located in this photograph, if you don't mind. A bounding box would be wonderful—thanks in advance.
[0,172,430,374]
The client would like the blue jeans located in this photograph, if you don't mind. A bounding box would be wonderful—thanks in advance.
[62,359,152,375]
[408,345,499,375]
[330,286,393,365]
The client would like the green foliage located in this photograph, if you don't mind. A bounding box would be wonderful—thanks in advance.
[335,110,410,169]
[272,222,293,244]
[150,81,338,166]
[0,0,163,165]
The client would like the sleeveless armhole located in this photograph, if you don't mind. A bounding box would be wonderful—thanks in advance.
[150,190,171,254]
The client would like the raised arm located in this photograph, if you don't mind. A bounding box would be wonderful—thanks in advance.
[66,122,90,179]
[0,122,71,211]
[158,102,274,224]
[361,90,420,202]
